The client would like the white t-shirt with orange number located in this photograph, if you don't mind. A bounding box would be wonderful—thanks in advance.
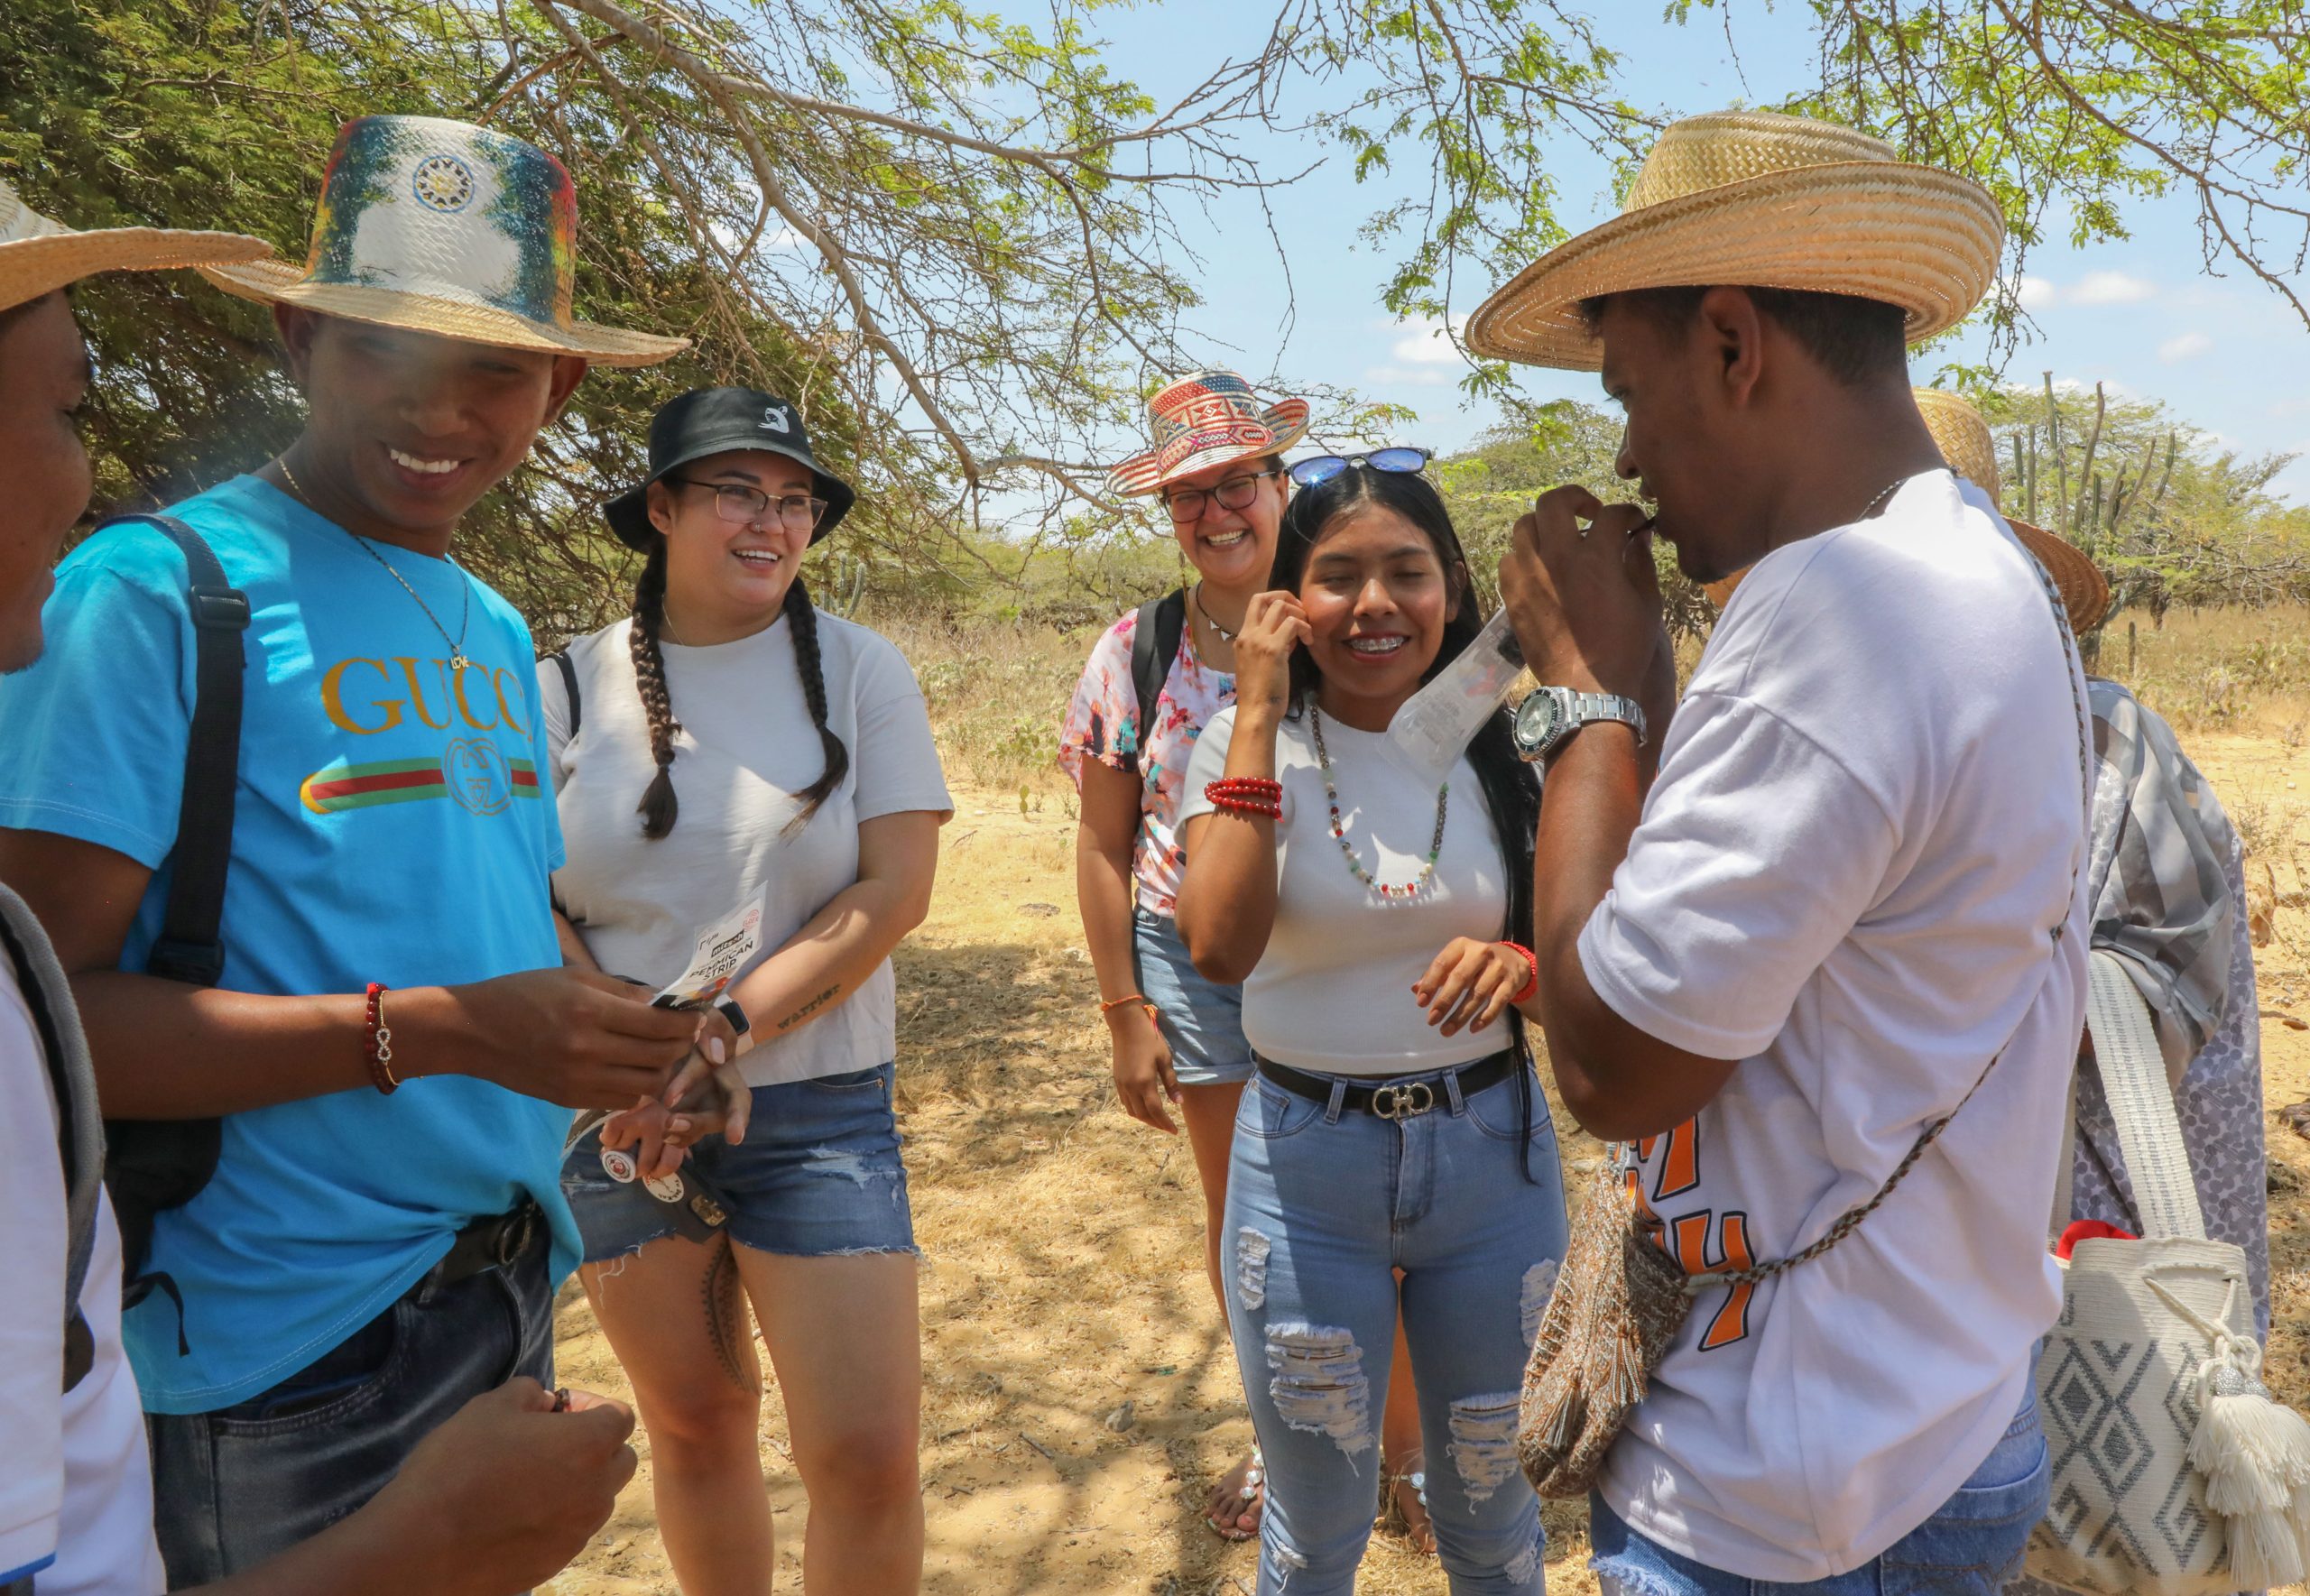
[1580,472,2090,1581]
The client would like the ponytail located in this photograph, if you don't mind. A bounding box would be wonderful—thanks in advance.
[629,540,682,839]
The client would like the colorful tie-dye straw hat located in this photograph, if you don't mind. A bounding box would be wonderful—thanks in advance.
[199,115,685,367]
[0,176,272,314]
[1105,370,1311,498]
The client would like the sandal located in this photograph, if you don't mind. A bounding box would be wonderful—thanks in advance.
[1204,1447,1265,1542]
[1379,1453,1437,1555]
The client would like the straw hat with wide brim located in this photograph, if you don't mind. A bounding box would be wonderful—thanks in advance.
[0,178,272,315]
[1915,387,2111,632]
[199,115,684,368]
[1465,110,2006,372]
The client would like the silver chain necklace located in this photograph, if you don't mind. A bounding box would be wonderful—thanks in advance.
[277,455,476,672]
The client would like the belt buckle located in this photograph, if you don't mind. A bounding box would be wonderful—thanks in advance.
[1372,1080,1436,1120]
[492,1208,536,1268]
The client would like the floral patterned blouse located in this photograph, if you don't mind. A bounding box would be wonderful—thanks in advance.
[1058,604,1234,916]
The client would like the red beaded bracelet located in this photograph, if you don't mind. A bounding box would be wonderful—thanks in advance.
[363,982,401,1095]
[1205,777,1282,819]
[1498,941,1539,1006]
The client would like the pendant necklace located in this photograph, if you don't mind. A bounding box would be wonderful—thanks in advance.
[276,454,476,672]
[1194,583,1239,643]
[1309,705,1448,903]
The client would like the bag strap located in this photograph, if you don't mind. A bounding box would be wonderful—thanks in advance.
[1686,503,2096,1297]
[2084,948,2206,1241]
[550,648,581,742]
[102,516,249,989]
[0,887,101,1394]
[1125,588,1187,776]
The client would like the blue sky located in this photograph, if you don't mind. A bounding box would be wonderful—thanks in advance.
[1044,2,2310,505]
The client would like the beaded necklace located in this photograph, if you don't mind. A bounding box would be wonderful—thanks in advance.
[1308,705,1448,902]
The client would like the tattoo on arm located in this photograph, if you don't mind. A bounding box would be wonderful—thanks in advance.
[774,984,841,1033]
[702,1239,758,1392]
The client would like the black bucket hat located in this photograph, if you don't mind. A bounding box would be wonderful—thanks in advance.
[604,386,856,550]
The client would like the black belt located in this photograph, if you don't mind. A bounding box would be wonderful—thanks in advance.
[430,1201,546,1287]
[1254,1050,1520,1120]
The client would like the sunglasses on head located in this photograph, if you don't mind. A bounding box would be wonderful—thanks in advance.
[1288,447,1430,488]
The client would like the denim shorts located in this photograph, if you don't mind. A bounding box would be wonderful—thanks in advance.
[1133,907,1253,1087]
[561,1062,917,1261]
[1590,1384,2049,1596]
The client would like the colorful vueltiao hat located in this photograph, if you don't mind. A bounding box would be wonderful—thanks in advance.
[199,115,685,367]
[1465,110,2005,372]
[1105,369,1310,498]
[0,176,272,314]
[1915,387,2111,632]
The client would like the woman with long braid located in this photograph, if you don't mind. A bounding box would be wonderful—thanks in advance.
[540,387,951,1596]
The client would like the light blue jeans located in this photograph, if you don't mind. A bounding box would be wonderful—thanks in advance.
[1223,1059,1570,1594]
[1589,1385,2050,1596]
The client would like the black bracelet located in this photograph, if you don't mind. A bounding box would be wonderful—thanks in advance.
[715,995,751,1038]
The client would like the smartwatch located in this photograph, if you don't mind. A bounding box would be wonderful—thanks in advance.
[1513,686,1647,764]
[715,995,751,1038]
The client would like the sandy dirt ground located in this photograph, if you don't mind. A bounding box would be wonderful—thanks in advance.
[547,729,2310,1596]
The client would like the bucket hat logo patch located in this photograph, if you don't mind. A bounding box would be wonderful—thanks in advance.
[200,115,683,368]
[762,405,790,434]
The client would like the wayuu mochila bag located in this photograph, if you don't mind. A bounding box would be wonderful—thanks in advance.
[2026,951,2310,1593]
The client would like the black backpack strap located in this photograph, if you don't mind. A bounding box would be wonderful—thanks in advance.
[1125,587,1187,775]
[0,885,103,1394]
[549,648,580,742]
[93,516,245,1320]
[103,516,248,988]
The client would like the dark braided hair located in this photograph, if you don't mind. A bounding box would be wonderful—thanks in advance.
[1269,467,1547,1177]
[626,542,850,840]
[629,540,682,839]
[779,575,850,834]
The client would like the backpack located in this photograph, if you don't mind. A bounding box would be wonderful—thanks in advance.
[1123,588,1187,775]
[95,515,249,1307]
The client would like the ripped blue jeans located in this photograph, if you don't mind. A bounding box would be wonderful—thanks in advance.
[561,1063,917,1260]
[1223,1062,1570,1595]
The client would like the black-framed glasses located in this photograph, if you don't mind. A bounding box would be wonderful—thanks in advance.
[1288,447,1430,488]
[667,475,827,532]
[1160,466,1285,525]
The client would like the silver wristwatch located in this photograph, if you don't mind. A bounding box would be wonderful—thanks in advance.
[1512,686,1647,763]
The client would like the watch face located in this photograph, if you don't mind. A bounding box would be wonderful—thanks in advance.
[1514,689,1566,758]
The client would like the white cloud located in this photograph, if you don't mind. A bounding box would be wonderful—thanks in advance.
[1363,363,1454,388]
[2158,331,2212,363]
[2069,270,2157,306]
[1388,314,1469,366]
[2013,275,2061,309]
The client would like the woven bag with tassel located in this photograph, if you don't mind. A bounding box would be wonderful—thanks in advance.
[2027,951,2310,1593]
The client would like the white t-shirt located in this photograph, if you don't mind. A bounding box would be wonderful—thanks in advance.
[1580,471,2090,1581]
[0,955,165,1596]
[1180,705,1513,1075]
[543,612,952,1088]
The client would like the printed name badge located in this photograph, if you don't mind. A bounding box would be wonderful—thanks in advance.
[653,896,766,1012]
[644,1172,686,1204]
[598,1144,639,1184]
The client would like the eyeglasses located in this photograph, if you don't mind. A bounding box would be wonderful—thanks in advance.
[667,475,827,532]
[1288,447,1430,488]
[1160,466,1284,525]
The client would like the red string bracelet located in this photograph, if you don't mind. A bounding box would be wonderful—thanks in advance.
[1498,942,1539,1006]
[363,982,401,1095]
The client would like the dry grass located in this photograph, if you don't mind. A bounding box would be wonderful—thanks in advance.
[551,604,2310,1595]
[2094,604,2310,735]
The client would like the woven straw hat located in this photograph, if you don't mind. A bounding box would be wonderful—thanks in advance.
[1106,370,1310,498]
[0,177,271,315]
[200,116,685,367]
[1465,110,2006,371]
[1915,387,2111,631]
